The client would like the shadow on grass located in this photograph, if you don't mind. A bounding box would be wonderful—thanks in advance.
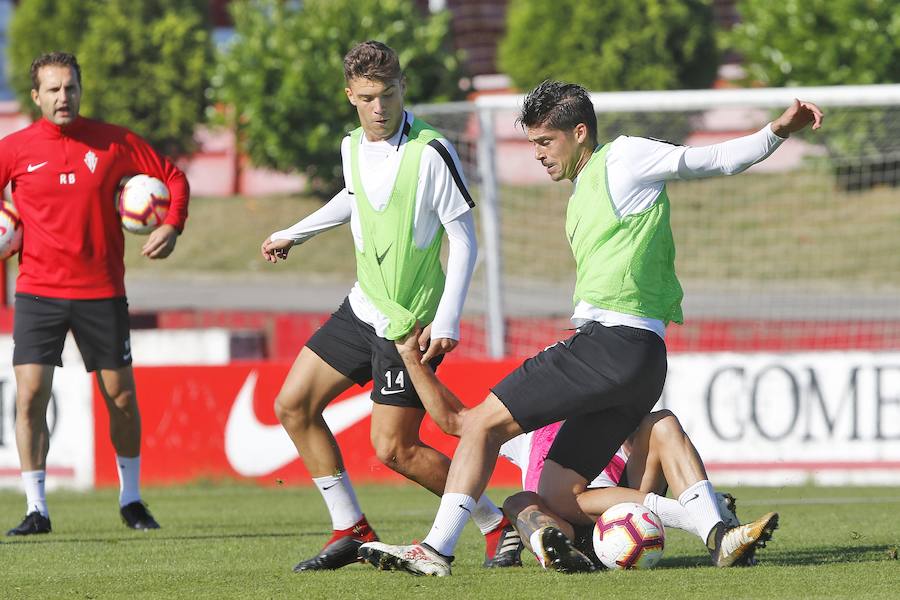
[659,544,897,569]
[0,530,319,546]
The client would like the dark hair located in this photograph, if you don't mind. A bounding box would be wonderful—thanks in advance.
[343,40,402,83]
[30,51,82,90]
[517,80,597,143]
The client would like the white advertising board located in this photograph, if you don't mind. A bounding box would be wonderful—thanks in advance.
[662,352,900,485]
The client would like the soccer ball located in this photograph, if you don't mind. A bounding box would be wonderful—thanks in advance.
[117,175,170,234]
[0,201,23,259]
[593,502,665,569]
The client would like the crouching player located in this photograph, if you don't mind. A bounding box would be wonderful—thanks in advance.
[376,329,777,571]
[498,412,776,569]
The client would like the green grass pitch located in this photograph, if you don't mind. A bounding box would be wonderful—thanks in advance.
[2,484,899,599]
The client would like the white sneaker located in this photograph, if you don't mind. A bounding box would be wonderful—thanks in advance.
[709,512,779,567]
[716,492,740,528]
[358,541,452,576]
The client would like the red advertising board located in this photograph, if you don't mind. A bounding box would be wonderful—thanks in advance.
[93,360,524,487]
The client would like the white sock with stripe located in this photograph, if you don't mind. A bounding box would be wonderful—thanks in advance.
[116,455,142,507]
[471,495,503,534]
[678,480,723,543]
[313,472,364,530]
[644,492,698,536]
[422,493,476,557]
[22,470,48,517]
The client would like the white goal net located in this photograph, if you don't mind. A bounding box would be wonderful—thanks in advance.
[416,84,900,358]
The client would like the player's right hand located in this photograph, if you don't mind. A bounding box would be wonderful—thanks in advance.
[261,237,293,263]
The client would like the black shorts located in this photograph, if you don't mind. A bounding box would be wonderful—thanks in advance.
[492,321,666,481]
[305,297,443,409]
[13,294,133,372]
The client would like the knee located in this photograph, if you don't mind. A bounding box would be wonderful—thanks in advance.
[109,388,137,413]
[15,393,46,423]
[274,388,315,427]
[502,491,540,522]
[371,435,416,471]
[457,404,507,445]
[649,409,683,444]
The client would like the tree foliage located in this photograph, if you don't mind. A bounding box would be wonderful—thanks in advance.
[214,0,464,189]
[727,0,900,87]
[728,0,900,188]
[8,0,213,157]
[498,0,718,92]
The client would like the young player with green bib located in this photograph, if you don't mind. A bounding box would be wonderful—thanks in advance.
[360,81,823,575]
[260,41,519,573]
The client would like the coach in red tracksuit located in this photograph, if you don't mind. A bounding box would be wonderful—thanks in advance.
[0,52,189,536]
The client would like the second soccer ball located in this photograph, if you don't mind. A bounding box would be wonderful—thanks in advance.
[592,502,665,569]
[117,175,170,235]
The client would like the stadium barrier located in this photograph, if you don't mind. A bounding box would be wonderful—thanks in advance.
[2,347,897,489]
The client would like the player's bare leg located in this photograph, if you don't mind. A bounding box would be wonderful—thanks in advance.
[274,347,355,476]
[6,364,54,536]
[13,364,54,472]
[369,404,450,493]
[274,347,377,571]
[359,394,524,576]
[96,367,141,458]
[384,339,525,568]
[368,403,521,568]
[96,366,159,530]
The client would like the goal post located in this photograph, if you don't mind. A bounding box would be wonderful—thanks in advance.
[415,84,900,358]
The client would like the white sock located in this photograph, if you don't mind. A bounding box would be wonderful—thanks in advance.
[313,472,363,530]
[644,492,698,536]
[422,493,476,557]
[471,495,503,534]
[22,470,48,517]
[116,455,142,507]
[678,480,723,543]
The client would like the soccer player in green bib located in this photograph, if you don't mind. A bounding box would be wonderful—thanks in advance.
[260,41,519,573]
[360,81,823,575]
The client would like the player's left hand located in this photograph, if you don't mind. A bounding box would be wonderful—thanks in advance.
[142,224,178,259]
[418,323,458,364]
[771,99,824,138]
[395,324,424,359]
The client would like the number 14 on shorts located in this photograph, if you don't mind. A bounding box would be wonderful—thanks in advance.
[382,370,406,395]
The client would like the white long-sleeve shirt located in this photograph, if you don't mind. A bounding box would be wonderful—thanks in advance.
[270,111,476,341]
[572,124,787,338]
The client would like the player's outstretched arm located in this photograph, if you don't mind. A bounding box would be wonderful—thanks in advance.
[261,188,353,264]
[770,99,824,138]
[395,326,466,436]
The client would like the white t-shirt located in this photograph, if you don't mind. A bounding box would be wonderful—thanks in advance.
[572,124,786,338]
[499,426,629,491]
[271,110,476,341]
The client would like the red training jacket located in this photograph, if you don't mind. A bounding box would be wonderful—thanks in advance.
[0,116,189,299]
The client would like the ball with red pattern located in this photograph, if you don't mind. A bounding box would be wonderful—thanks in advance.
[593,502,665,569]
[117,175,170,235]
[0,201,23,260]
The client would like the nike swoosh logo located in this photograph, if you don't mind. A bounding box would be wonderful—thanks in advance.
[27,161,48,173]
[224,371,373,477]
[379,386,406,396]
[684,493,700,504]
[568,218,581,244]
[375,243,392,266]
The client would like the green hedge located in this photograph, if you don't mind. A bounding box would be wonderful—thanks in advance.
[9,0,212,158]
